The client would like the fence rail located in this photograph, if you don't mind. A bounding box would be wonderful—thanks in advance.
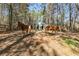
[0,24,8,32]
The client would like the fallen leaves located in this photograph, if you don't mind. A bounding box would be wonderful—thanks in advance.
[0,31,79,56]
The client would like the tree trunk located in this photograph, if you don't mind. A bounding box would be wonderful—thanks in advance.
[8,4,13,31]
[69,4,72,31]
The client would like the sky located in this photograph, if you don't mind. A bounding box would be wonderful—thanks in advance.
[28,3,43,12]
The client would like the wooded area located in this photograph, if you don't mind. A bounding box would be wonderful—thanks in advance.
[0,3,79,56]
[0,3,79,32]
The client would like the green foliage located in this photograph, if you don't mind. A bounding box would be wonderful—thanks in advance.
[62,37,79,47]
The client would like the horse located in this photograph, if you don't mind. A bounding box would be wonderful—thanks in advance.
[17,21,32,33]
[45,25,63,33]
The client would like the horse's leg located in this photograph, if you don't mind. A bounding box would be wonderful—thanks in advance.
[27,26,29,34]
[28,26,31,34]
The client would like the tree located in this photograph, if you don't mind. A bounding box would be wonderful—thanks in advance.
[69,4,72,31]
[46,3,54,25]
[8,4,13,31]
[0,4,3,24]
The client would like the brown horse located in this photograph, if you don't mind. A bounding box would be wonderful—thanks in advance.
[17,21,32,33]
[45,25,62,32]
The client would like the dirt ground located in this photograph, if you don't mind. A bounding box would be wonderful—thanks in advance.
[0,30,79,56]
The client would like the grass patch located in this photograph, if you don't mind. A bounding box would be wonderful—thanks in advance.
[62,36,79,47]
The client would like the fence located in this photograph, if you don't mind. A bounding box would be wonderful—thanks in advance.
[0,24,8,32]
